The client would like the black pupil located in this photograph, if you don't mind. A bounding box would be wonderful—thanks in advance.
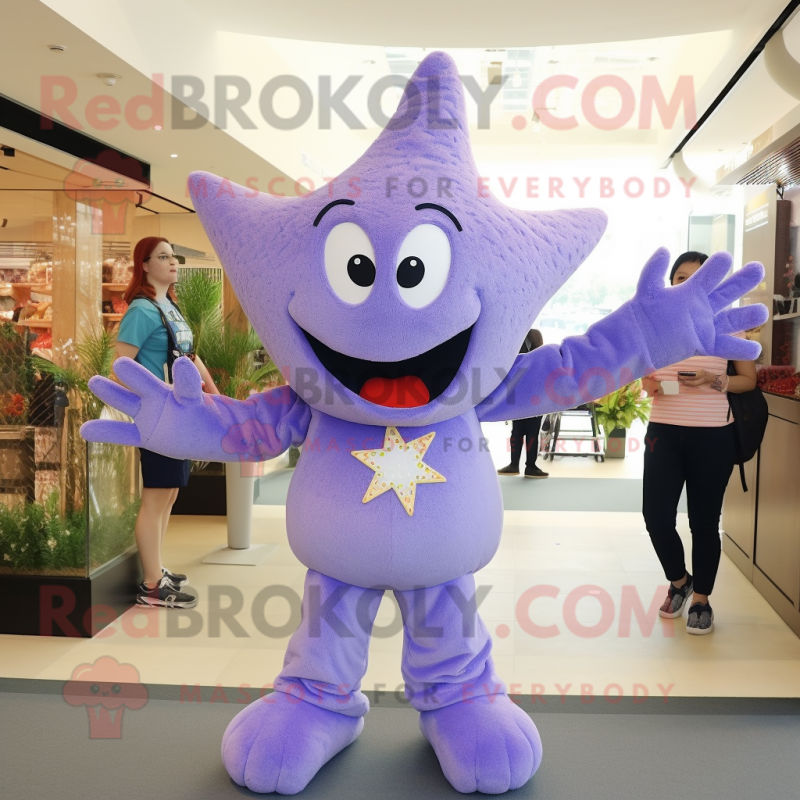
[347,254,375,287]
[397,256,425,289]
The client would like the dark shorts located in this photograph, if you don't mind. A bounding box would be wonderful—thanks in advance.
[139,448,191,489]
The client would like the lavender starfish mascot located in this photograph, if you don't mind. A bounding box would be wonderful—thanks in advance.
[83,53,766,794]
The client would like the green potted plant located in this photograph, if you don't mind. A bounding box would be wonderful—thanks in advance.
[593,379,651,459]
[173,273,283,544]
[175,270,282,401]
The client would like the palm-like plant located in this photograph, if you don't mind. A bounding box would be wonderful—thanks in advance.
[201,322,281,400]
[175,270,282,400]
[175,269,222,354]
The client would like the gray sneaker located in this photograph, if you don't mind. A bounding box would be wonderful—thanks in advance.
[658,573,693,618]
[137,575,198,609]
[687,602,714,635]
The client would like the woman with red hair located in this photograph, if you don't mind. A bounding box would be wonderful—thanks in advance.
[116,237,219,608]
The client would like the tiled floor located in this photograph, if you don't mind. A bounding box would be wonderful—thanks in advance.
[2,418,799,699]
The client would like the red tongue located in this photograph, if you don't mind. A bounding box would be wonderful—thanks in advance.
[359,376,430,408]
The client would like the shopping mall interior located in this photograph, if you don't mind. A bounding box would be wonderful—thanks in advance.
[2,1,800,798]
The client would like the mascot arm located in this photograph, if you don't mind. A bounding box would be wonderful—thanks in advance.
[477,249,767,423]
[80,356,311,462]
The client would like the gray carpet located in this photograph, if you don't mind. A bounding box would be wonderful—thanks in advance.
[255,471,688,513]
[0,682,797,799]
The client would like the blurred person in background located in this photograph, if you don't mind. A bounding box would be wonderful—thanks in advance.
[642,251,756,635]
[498,329,549,479]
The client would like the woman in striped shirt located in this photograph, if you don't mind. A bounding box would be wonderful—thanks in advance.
[641,251,757,635]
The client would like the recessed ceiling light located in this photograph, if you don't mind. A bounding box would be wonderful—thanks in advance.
[170,154,178,158]
[154,125,163,131]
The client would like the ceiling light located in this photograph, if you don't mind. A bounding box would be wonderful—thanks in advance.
[48,45,66,53]
[170,154,178,158]
[97,73,121,86]
[154,125,163,131]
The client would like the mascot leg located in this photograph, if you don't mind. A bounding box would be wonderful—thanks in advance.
[222,569,384,794]
[398,575,543,794]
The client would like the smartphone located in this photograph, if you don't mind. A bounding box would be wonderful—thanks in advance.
[677,371,697,377]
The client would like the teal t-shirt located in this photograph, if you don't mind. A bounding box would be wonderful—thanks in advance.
[117,297,194,381]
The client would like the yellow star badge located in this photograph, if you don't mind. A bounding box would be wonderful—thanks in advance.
[351,426,446,516]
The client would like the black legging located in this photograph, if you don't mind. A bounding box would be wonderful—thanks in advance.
[642,421,735,596]
[509,416,542,469]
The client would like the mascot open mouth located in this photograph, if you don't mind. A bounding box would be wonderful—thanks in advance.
[301,326,474,408]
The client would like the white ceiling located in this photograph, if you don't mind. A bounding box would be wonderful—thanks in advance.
[684,10,800,180]
[178,0,771,47]
[1,0,798,206]
[0,0,294,205]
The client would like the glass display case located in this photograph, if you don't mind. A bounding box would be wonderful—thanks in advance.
[0,145,228,634]
[0,150,148,637]
[0,430,140,578]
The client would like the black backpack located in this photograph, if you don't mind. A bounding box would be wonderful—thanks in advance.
[726,361,768,492]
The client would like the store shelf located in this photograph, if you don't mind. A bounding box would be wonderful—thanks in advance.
[762,388,800,401]
[16,320,52,328]
[772,311,800,321]
[1,283,52,293]
[102,283,128,290]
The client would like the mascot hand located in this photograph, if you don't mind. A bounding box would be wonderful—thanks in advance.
[629,248,767,368]
[81,356,219,457]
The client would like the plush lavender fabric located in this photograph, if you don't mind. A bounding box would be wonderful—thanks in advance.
[81,51,767,795]
[286,410,502,589]
[225,569,531,795]
[221,691,363,795]
[420,695,543,794]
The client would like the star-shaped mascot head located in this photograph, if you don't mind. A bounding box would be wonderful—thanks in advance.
[189,51,607,426]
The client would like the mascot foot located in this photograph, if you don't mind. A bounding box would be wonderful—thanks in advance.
[420,694,542,794]
[222,692,364,794]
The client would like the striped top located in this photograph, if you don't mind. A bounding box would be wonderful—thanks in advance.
[650,353,733,428]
